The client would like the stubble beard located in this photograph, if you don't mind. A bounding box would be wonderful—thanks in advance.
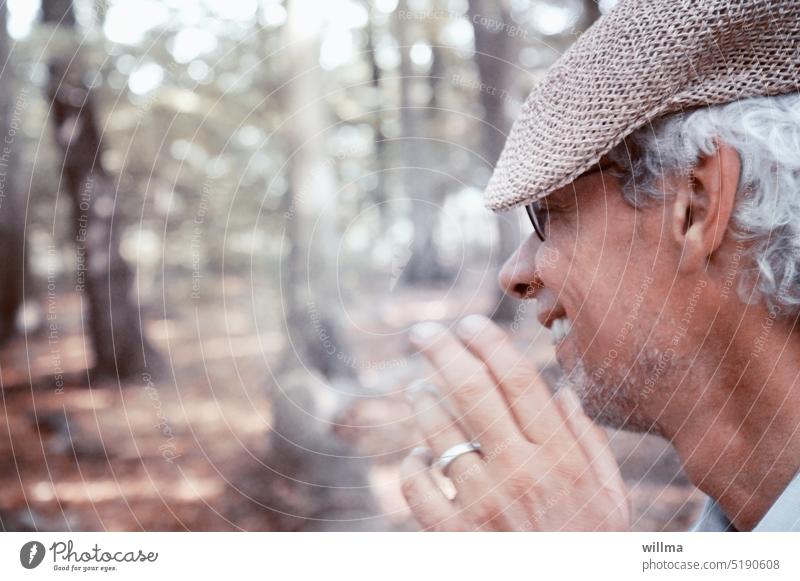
[555,354,664,435]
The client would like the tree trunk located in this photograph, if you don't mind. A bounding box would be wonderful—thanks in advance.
[43,0,159,379]
[41,0,75,24]
[247,0,388,532]
[583,0,602,26]
[366,3,389,226]
[282,0,357,383]
[394,0,444,285]
[0,1,26,344]
[469,0,520,321]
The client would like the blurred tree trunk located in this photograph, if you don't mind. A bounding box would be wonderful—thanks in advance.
[0,1,26,344]
[42,0,159,379]
[41,0,75,24]
[282,0,357,383]
[366,3,388,225]
[584,0,602,25]
[395,0,444,285]
[252,0,387,533]
[469,0,520,321]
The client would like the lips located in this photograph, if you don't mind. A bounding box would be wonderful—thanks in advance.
[550,317,572,345]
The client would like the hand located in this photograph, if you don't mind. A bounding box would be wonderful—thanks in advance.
[400,315,630,531]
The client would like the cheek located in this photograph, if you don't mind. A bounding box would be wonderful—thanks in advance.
[538,238,607,321]
[582,263,663,370]
[550,232,643,357]
[541,188,648,350]
[535,243,577,305]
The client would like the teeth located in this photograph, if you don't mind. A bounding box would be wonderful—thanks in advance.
[550,317,571,345]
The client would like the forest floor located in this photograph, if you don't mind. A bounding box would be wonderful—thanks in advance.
[0,279,704,531]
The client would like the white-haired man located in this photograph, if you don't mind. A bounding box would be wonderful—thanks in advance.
[400,0,800,531]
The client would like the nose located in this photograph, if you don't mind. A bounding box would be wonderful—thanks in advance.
[498,235,543,300]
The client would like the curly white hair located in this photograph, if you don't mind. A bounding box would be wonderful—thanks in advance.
[609,92,800,317]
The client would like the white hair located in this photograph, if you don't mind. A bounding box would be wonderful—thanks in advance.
[609,93,800,317]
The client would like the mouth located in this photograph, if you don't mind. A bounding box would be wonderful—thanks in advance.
[549,317,572,346]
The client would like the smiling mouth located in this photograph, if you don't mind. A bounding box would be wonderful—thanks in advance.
[550,317,572,345]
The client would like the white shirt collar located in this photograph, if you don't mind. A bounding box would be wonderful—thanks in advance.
[753,471,800,531]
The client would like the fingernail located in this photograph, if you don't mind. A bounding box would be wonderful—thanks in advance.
[410,446,434,466]
[457,314,489,339]
[409,321,446,344]
[406,380,440,403]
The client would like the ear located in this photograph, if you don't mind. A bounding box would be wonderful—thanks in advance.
[671,140,740,273]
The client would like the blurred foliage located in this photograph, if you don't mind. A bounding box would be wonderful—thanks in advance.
[8,0,599,324]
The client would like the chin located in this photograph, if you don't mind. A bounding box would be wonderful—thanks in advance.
[555,357,662,435]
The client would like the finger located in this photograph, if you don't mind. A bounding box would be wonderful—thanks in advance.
[409,387,488,491]
[555,388,629,529]
[407,380,461,430]
[454,315,571,445]
[409,322,523,445]
[556,387,626,495]
[400,447,457,530]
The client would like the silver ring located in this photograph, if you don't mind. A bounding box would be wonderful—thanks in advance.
[433,441,481,475]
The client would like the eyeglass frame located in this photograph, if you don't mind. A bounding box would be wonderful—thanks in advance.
[525,201,547,242]
[523,156,626,242]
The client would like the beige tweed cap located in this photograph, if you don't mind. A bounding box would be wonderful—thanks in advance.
[485,0,800,211]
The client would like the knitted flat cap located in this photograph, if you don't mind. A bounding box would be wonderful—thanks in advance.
[485,0,800,211]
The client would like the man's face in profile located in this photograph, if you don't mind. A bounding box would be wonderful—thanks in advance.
[499,166,716,435]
